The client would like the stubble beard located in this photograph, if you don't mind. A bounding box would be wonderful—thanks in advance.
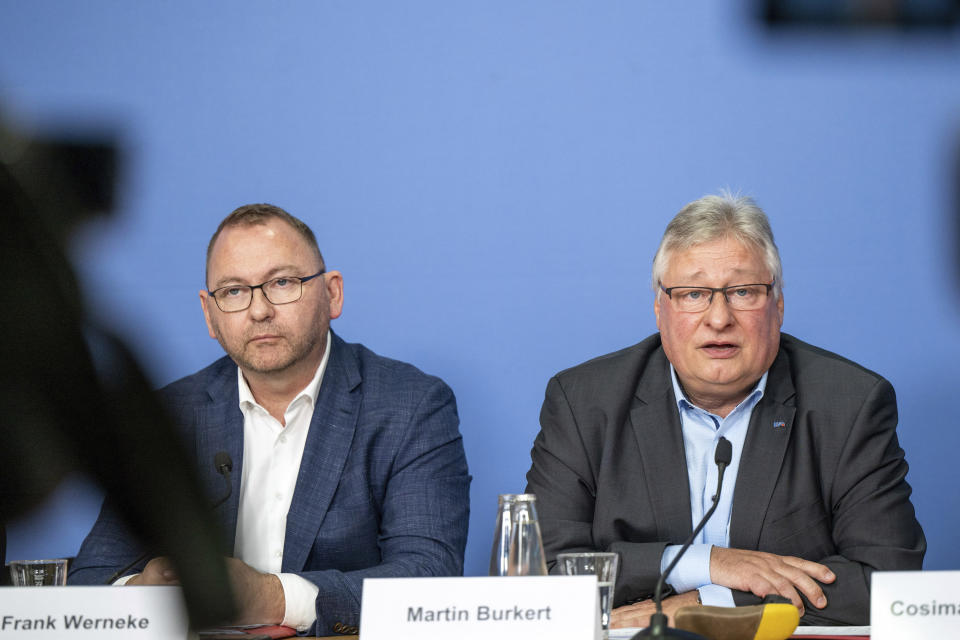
[217,322,327,375]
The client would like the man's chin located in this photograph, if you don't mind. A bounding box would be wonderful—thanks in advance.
[234,350,296,375]
[245,361,296,375]
[690,366,747,391]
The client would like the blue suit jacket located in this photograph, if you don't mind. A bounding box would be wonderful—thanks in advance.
[70,332,471,635]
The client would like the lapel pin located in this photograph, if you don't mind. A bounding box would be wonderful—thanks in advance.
[773,421,786,430]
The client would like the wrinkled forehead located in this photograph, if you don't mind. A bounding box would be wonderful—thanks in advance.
[663,237,770,283]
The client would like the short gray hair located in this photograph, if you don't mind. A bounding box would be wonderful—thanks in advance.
[651,192,782,297]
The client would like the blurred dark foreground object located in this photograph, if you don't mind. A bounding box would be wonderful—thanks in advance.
[0,117,235,625]
[762,0,959,29]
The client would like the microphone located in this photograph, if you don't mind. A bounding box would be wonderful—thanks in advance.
[210,451,233,509]
[634,437,733,640]
[104,451,233,584]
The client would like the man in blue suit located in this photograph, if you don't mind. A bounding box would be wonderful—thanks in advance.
[70,204,471,636]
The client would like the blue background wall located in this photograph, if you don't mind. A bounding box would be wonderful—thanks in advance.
[3,1,958,578]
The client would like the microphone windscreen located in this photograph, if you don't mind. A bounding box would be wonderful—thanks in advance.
[214,451,233,474]
[715,437,733,466]
[675,603,799,640]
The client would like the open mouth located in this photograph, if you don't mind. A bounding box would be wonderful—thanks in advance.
[700,342,739,357]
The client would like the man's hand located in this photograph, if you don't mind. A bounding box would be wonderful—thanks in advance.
[223,557,285,626]
[710,547,835,616]
[125,557,179,586]
[610,591,699,628]
[125,557,285,626]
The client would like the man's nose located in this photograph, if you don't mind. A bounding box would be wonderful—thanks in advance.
[248,287,275,320]
[702,291,735,328]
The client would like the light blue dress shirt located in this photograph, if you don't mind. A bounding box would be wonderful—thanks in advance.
[658,365,768,607]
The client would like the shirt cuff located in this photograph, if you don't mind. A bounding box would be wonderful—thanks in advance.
[275,572,319,632]
[698,583,735,607]
[659,544,713,594]
[113,574,136,585]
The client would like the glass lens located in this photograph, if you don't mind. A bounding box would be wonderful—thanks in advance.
[671,288,713,312]
[214,286,252,312]
[725,284,768,310]
[263,277,302,304]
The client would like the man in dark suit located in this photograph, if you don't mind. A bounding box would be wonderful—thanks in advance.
[70,204,471,636]
[525,193,924,627]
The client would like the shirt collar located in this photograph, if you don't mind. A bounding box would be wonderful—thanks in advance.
[668,363,768,418]
[237,329,332,412]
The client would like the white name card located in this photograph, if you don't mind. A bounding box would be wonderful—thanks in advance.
[871,570,960,640]
[0,586,189,639]
[360,576,600,640]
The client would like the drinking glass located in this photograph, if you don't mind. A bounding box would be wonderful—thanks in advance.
[7,558,69,586]
[557,552,619,637]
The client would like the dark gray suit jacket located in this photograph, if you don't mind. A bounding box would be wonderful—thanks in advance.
[526,333,924,626]
[71,332,471,636]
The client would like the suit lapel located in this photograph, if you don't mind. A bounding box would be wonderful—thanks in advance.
[630,348,694,538]
[729,348,796,551]
[282,333,361,572]
[195,361,245,551]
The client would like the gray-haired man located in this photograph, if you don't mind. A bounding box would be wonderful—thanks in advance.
[526,193,924,627]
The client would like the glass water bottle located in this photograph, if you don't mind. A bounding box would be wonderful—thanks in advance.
[506,494,548,576]
[489,493,519,576]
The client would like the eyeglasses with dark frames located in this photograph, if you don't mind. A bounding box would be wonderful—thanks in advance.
[208,270,325,312]
[659,281,775,313]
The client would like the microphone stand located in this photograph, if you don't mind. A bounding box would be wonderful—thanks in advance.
[104,452,233,584]
[634,437,732,640]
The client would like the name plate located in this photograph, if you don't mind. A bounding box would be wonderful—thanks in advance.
[360,576,600,640]
[871,570,960,640]
[0,586,188,639]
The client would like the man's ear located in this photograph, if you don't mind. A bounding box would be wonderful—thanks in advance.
[654,292,662,331]
[324,270,344,320]
[199,290,218,339]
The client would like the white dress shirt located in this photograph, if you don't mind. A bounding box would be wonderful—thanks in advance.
[233,332,331,631]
